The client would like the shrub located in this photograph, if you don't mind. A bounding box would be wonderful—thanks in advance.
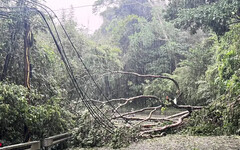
[0,82,74,144]
[72,111,139,149]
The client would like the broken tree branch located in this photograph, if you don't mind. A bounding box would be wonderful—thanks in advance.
[140,111,190,136]
[111,71,180,93]
[112,105,162,119]
[106,71,205,136]
[134,105,162,126]
[88,95,160,105]
[113,95,161,112]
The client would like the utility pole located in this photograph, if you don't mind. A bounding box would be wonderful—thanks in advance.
[23,7,31,90]
[19,0,32,142]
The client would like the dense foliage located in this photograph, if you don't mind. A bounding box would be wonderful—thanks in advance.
[0,0,239,148]
[165,0,240,35]
[72,111,139,149]
[184,24,240,135]
[93,0,240,136]
[0,82,73,144]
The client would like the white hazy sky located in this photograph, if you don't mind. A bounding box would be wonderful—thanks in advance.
[45,0,103,33]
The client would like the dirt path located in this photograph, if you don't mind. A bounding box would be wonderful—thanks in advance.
[73,135,240,150]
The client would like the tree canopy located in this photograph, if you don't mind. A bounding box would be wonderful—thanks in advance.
[165,0,240,35]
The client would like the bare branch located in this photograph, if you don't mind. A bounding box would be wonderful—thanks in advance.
[140,111,190,136]
[88,95,160,105]
[113,95,161,112]
[110,71,180,95]
[112,106,162,119]
[170,102,204,112]
[165,111,189,119]
[117,116,175,123]
[134,105,162,126]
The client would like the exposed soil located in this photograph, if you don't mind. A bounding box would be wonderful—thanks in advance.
[72,135,240,150]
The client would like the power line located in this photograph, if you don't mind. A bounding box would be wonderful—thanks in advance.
[27,1,117,130]
[52,4,94,12]
[34,7,114,132]
[1,1,115,132]
[1,0,148,131]
[29,0,128,124]
[50,2,150,12]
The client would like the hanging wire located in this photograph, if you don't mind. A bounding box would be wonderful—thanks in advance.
[0,3,115,132]
[0,0,133,132]
[26,0,128,123]
[33,8,114,132]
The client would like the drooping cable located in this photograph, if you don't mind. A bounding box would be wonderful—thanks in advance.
[28,0,128,123]
[24,0,124,123]
[1,2,118,131]
[34,7,115,128]
[1,0,114,131]
[33,8,114,132]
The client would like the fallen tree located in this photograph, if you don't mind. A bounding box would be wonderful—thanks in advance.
[88,71,204,137]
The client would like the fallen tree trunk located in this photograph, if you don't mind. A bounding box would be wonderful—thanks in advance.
[96,71,205,136]
[140,111,190,136]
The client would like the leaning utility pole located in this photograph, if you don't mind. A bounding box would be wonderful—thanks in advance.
[23,7,31,90]
[22,1,32,142]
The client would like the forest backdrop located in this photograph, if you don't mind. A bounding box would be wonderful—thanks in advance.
[0,0,239,148]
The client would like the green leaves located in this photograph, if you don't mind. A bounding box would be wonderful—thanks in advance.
[0,82,73,144]
[214,24,240,97]
[166,0,240,35]
[72,111,139,148]
[182,23,240,136]
[144,77,175,101]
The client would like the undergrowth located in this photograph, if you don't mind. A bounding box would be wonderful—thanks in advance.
[72,111,140,149]
[184,96,240,136]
